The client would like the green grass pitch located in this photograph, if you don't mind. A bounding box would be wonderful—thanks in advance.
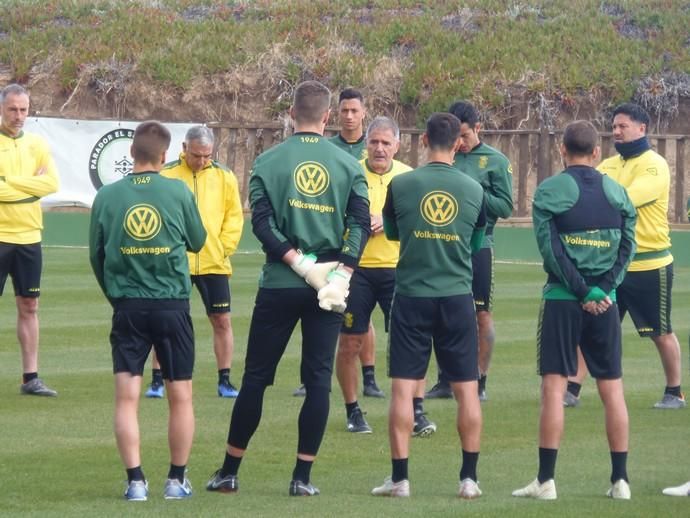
[1,248,688,517]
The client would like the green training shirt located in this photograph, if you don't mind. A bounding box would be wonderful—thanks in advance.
[250,132,370,289]
[452,142,513,247]
[532,165,636,301]
[89,172,207,301]
[329,134,367,160]
[382,162,486,297]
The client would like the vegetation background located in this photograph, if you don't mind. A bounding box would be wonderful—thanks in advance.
[2,0,690,131]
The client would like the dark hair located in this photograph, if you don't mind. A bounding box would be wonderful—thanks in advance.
[425,113,461,150]
[562,120,598,156]
[293,80,331,124]
[612,102,650,127]
[338,88,364,104]
[447,100,479,126]
[131,121,171,164]
[0,83,29,103]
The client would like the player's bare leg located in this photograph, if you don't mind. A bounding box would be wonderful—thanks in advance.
[16,296,39,373]
[211,313,238,397]
[166,379,195,466]
[337,333,372,432]
[652,332,685,408]
[564,347,587,407]
[115,373,143,469]
[360,324,384,397]
[477,310,494,401]
[452,379,482,496]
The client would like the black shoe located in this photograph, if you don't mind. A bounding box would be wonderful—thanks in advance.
[347,407,373,433]
[289,479,320,496]
[206,469,239,493]
[412,412,437,437]
[363,382,385,398]
[425,381,452,399]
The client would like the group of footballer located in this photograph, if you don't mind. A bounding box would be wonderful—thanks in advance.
[2,79,689,501]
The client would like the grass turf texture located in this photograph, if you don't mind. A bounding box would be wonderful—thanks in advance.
[1,248,688,517]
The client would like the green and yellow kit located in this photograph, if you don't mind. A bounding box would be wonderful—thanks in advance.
[532,165,636,301]
[329,134,367,160]
[89,171,207,302]
[452,142,512,248]
[250,132,370,288]
[382,162,486,297]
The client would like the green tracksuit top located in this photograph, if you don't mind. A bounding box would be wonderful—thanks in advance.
[329,133,367,160]
[250,132,370,289]
[532,165,636,301]
[382,162,486,297]
[89,171,207,302]
[452,142,513,247]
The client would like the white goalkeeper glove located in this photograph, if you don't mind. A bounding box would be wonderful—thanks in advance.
[289,251,338,290]
[317,266,351,313]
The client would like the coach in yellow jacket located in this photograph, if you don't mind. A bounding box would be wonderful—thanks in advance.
[145,125,244,398]
[598,103,684,409]
[0,84,60,397]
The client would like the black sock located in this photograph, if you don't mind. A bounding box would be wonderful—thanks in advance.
[221,451,242,477]
[126,466,145,483]
[478,374,487,392]
[22,372,38,384]
[437,367,449,386]
[168,464,186,483]
[392,458,408,482]
[345,401,359,417]
[218,368,230,385]
[567,381,582,397]
[459,450,479,481]
[152,369,163,385]
[292,458,313,483]
[413,397,424,415]
[538,447,558,483]
[610,451,628,483]
[362,365,376,386]
[665,385,681,397]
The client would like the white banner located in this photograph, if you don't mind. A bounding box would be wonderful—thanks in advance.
[24,117,200,208]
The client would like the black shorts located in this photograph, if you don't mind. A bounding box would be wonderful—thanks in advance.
[537,299,622,379]
[471,247,494,312]
[110,301,195,381]
[192,274,231,314]
[242,288,343,389]
[341,267,395,334]
[0,242,42,297]
[388,293,478,382]
[616,264,674,337]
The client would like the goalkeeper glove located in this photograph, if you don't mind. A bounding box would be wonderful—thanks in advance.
[317,266,351,313]
[583,286,607,303]
[289,251,337,290]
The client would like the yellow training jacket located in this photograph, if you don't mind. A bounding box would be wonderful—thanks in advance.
[359,158,411,268]
[598,149,672,272]
[162,153,243,276]
[0,130,60,244]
